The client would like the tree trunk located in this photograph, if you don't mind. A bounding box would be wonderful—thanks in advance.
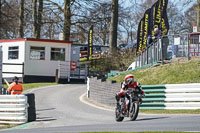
[63,0,71,41]
[198,0,200,31]
[33,0,38,38]
[37,0,43,39]
[0,0,2,39]
[18,0,24,38]
[109,0,118,53]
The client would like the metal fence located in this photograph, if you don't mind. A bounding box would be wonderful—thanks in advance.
[58,61,88,83]
[136,32,200,69]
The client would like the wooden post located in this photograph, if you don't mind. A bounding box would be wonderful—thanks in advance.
[55,69,59,83]
[22,62,24,83]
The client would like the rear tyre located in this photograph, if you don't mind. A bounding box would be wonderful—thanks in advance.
[115,104,124,122]
[129,102,139,121]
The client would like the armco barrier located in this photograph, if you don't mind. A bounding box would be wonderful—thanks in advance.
[88,77,200,110]
[141,84,200,110]
[0,95,28,124]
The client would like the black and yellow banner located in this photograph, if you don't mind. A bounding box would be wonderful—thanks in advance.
[87,25,93,60]
[136,8,151,54]
[136,17,144,53]
[136,0,169,54]
[161,0,169,36]
[150,0,169,36]
[142,8,151,50]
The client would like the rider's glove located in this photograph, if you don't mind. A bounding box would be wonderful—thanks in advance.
[141,90,145,97]
[142,94,145,98]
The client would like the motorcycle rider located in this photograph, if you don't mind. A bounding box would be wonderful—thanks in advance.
[115,74,145,114]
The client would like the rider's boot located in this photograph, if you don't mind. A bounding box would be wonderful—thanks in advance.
[116,101,119,106]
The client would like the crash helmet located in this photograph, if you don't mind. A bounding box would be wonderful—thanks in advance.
[124,74,134,85]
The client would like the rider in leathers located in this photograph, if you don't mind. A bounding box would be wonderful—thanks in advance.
[115,74,145,114]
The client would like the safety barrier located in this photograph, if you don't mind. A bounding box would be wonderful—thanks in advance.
[141,83,200,110]
[0,95,28,124]
[88,77,200,110]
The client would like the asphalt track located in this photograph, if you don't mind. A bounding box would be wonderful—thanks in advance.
[0,84,200,133]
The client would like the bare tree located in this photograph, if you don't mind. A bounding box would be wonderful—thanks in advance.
[109,0,118,53]
[37,0,43,38]
[33,0,43,39]
[33,0,37,38]
[63,0,71,41]
[0,0,19,39]
[18,0,24,38]
[197,0,200,31]
[0,0,2,39]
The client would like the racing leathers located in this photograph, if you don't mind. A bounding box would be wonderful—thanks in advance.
[115,81,145,105]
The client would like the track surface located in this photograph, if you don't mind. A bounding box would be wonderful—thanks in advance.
[1,84,200,133]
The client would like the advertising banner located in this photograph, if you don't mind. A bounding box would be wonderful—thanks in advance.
[87,25,93,60]
[136,0,169,54]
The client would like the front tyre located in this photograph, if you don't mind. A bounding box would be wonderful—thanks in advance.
[115,104,124,122]
[129,102,139,121]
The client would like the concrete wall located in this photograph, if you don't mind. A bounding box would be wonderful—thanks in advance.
[88,77,121,107]
[88,78,200,110]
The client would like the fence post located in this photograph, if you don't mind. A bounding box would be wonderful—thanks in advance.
[85,64,88,84]
[87,77,90,98]
[141,52,143,67]
[161,38,164,64]
[22,62,24,83]
[188,34,191,61]
[55,69,59,83]
[150,44,152,64]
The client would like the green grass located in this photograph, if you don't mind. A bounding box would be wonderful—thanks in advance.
[140,109,200,114]
[22,82,57,91]
[0,125,15,130]
[108,60,200,85]
[83,131,198,133]
[4,82,57,92]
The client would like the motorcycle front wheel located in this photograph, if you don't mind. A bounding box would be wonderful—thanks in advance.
[115,104,124,122]
[129,102,139,121]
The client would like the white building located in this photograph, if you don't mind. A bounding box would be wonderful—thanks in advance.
[0,38,72,82]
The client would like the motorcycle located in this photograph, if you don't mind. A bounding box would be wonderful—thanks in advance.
[115,87,143,122]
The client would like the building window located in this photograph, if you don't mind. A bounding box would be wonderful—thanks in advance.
[8,46,19,60]
[30,46,45,60]
[51,48,65,61]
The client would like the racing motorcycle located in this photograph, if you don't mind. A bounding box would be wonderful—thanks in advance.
[115,87,143,122]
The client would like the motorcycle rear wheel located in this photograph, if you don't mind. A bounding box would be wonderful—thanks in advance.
[115,105,124,122]
[129,102,139,121]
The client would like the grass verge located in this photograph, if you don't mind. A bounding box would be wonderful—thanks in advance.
[108,59,200,85]
[83,131,198,133]
[22,82,57,91]
[140,109,200,114]
[3,82,57,92]
[0,125,16,130]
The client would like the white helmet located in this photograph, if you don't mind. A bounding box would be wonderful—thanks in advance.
[124,74,134,85]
